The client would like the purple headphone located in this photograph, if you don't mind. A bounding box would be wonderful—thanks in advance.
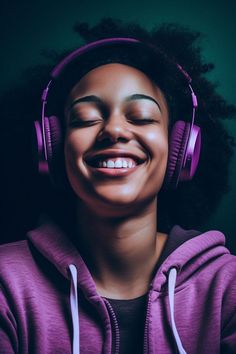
[34,37,201,189]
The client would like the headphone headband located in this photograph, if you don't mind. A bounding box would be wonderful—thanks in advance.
[43,37,198,107]
[51,38,140,78]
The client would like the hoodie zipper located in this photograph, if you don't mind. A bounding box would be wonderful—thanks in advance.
[104,298,120,354]
[143,291,152,354]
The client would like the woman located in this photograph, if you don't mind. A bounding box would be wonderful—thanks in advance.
[0,19,236,354]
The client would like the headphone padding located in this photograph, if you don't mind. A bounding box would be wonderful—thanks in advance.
[165,120,190,188]
[47,116,62,158]
[44,116,63,184]
[44,117,53,162]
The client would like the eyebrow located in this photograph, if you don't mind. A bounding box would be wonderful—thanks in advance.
[67,95,103,112]
[67,93,161,112]
[125,94,161,112]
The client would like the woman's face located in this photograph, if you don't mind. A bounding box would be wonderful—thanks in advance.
[64,63,169,216]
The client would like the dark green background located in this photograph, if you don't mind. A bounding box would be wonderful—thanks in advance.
[1,0,236,251]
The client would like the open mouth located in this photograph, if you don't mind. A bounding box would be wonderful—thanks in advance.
[84,152,146,176]
[85,150,145,169]
[86,156,143,169]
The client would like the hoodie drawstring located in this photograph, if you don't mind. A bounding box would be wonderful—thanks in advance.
[168,267,187,354]
[69,264,80,354]
[68,264,186,354]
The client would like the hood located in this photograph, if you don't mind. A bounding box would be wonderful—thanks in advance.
[27,215,229,294]
[27,214,99,300]
[151,224,229,293]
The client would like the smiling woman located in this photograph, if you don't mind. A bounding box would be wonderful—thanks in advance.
[0,18,236,354]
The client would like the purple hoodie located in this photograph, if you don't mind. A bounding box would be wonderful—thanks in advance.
[0,216,236,354]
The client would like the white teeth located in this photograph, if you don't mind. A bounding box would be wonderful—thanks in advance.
[107,160,115,168]
[98,158,136,168]
[122,160,128,168]
[114,159,123,168]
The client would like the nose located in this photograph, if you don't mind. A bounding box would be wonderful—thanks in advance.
[97,113,133,144]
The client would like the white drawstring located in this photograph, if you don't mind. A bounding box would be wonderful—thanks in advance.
[69,264,80,354]
[168,268,187,354]
[68,264,186,354]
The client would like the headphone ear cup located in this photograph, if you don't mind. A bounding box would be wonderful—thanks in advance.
[164,120,190,189]
[44,116,65,187]
[33,120,49,174]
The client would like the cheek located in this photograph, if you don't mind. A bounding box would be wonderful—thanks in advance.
[143,127,169,161]
[64,129,96,161]
[64,131,92,199]
[64,132,83,158]
[143,127,169,191]
[64,130,91,182]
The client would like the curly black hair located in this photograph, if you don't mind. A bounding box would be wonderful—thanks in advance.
[1,18,235,242]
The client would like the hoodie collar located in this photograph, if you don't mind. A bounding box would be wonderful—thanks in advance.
[27,215,229,295]
[27,214,98,299]
[151,227,229,292]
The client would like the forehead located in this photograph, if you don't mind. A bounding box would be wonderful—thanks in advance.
[64,63,169,127]
[67,63,162,100]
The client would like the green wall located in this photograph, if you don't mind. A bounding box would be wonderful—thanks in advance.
[1,0,236,250]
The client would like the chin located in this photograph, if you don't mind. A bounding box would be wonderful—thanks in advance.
[93,183,141,203]
[86,186,158,218]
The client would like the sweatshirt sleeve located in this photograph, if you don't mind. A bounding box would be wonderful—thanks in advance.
[220,257,236,354]
[0,285,18,354]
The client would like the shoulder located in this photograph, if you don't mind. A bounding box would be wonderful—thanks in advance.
[217,253,236,336]
[0,239,31,259]
[0,240,35,277]
[217,252,236,282]
[201,229,236,281]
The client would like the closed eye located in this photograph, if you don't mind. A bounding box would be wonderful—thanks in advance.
[68,119,102,128]
[129,118,157,125]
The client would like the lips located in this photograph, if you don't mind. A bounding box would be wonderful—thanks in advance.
[85,150,146,168]
[84,150,147,177]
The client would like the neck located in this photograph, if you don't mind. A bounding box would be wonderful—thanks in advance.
[74,199,167,299]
